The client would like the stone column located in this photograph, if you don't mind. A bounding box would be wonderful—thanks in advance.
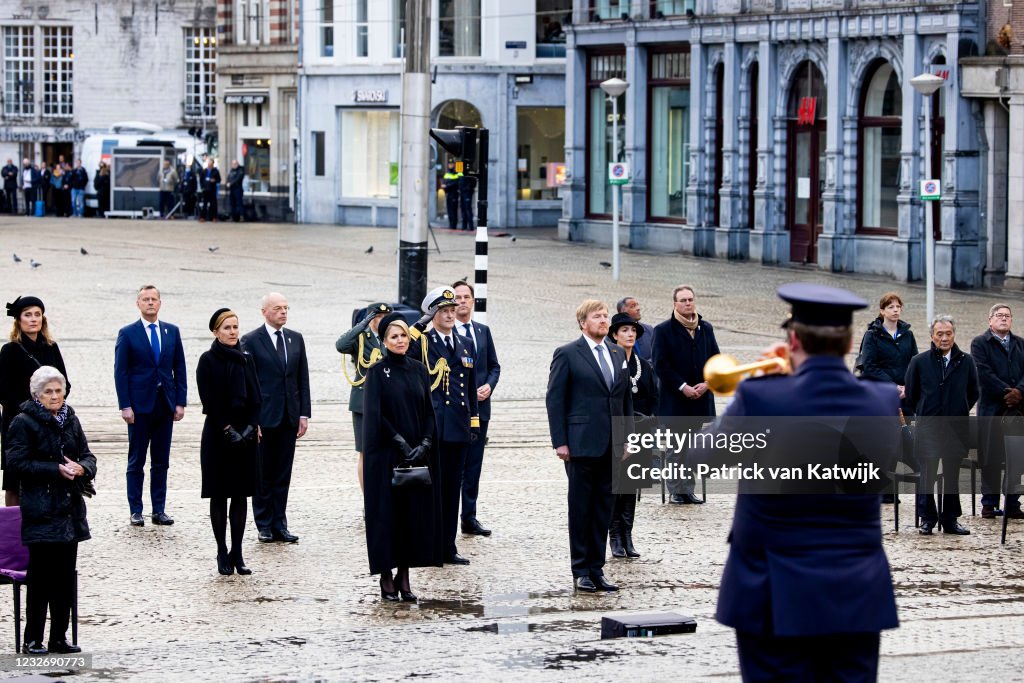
[816,29,850,272]
[684,41,707,255]
[715,39,749,259]
[1006,96,1024,289]
[624,35,649,248]
[559,38,588,241]
[983,101,1009,287]
[750,40,786,263]
[894,33,922,283]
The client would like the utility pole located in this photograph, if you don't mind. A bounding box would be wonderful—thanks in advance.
[398,0,431,308]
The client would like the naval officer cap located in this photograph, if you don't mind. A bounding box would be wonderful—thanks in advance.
[421,286,458,314]
[778,283,867,328]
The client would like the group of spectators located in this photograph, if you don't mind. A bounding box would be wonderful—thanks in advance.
[2,157,97,218]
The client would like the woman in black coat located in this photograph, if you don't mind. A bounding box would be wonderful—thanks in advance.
[94,163,110,217]
[196,308,261,576]
[7,365,95,655]
[609,313,659,559]
[1,296,71,506]
[857,292,918,412]
[362,313,442,602]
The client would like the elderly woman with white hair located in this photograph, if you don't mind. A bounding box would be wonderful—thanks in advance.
[7,365,96,655]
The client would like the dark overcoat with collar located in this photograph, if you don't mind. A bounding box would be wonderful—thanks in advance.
[652,314,720,418]
[546,336,633,457]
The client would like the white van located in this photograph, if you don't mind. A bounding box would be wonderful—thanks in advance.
[80,122,208,210]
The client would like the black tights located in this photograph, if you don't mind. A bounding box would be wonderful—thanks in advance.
[210,497,248,559]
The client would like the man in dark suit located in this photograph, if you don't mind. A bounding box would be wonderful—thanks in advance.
[971,304,1024,520]
[410,286,480,565]
[453,281,501,536]
[241,292,311,543]
[546,300,633,593]
[114,285,188,527]
[692,283,900,680]
[652,285,720,504]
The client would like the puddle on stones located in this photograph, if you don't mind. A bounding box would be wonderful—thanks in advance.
[462,619,595,635]
[414,590,573,619]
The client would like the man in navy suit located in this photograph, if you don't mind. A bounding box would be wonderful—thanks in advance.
[453,281,501,537]
[114,285,188,527]
[410,286,480,565]
[241,293,311,543]
[546,300,633,593]
[693,284,900,681]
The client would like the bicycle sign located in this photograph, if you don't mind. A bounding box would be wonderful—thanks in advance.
[608,162,630,186]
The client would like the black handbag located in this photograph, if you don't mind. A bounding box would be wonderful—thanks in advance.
[392,460,431,487]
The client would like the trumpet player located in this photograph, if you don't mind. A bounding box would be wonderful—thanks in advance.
[700,283,900,682]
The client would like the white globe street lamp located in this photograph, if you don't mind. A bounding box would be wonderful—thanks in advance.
[910,73,945,328]
[600,77,629,280]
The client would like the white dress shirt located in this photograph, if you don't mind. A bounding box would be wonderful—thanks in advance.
[141,318,161,354]
[265,322,287,363]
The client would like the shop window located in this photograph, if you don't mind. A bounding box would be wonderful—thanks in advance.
[3,27,34,117]
[243,138,271,192]
[586,52,626,217]
[439,0,480,57]
[340,110,399,198]
[648,50,691,221]
[858,60,901,233]
[517,108,565,200]
[536,0,570,59]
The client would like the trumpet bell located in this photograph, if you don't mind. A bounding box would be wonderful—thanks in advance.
[703,353,789,396]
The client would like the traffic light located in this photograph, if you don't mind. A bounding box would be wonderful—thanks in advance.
[430,126,480,175]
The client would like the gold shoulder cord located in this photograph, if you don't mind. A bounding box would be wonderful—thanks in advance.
[416,333,451,392]
[340,332,383,387]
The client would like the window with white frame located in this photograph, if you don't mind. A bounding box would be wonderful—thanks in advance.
[438,0,480,57]
[340,110,399,198]
[2,27,34,117]
[41,27,72,118]
[185,28,217,121]
[392,0,406,58]
[238,0,264,44]
[355,0,368,57]
[320,0,334,56]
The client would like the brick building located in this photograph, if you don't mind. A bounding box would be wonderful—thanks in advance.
[1,0,217,166]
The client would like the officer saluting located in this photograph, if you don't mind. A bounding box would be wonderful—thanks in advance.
[698,284,900,682]
[409,286,480,565]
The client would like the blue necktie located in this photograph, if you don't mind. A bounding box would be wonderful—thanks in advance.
[148,323,160,363]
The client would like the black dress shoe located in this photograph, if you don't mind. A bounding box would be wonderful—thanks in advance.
[919,521,935,535]
[273,528,299,543]
[1006,508,1024,520]
[445,552,471,565]
[400,590,418,602]
[48,640,81,654]
[23,641,47,655]
[461,518,492,536]
[592,575,619,592]
[574,576,598,593]
[151,512,174,525]
[258,529,274,543]
[681,493,704,504]
[942,521,971,535]
[217,552,234,575]
[379,576,399,602]
[130,513,145,527]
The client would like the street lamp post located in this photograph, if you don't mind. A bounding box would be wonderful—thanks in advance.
[910,72,945,327]
[600,77,628,281]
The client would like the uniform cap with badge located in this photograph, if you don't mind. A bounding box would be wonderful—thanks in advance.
[421,286,458,314]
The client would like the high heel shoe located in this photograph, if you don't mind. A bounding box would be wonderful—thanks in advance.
[396,568,417,602]
[217,552,234,576]
[379,575,399,602]
[400,589,418,602]
[231,551,252,575]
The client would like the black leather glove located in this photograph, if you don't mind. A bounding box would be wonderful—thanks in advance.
[408,438,432,464]
[239,425,257,442]
[392,433,413,457]
[224,426,244,445]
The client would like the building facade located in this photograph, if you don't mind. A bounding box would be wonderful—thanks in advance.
[215,0,298,221]
[562,0,987,288]
[299,0,569,229]
[1,0,217,166]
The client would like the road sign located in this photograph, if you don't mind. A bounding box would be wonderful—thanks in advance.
[609,162,630,185]
[920,179,941,201]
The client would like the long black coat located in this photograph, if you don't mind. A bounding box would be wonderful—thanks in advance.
[858,318,918,385]
[6,400,96,545]
[362,352,443,574]
[970,329,1024,467]
[196,341,261,498]
[905,344,979,460]
[652,315,719,417]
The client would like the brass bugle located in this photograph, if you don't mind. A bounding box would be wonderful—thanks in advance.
[703,353,790,396]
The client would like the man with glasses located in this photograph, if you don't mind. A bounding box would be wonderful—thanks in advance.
[971,304,1024,519]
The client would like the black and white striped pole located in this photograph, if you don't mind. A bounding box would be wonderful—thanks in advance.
[429,125,490,323]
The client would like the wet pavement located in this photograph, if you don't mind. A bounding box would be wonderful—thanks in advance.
[1,217,1023,681]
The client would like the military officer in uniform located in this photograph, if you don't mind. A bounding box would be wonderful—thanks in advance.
[442,161,461,231]
[409,286,480,565]
[336,302,393,492]
[692,283,900,681]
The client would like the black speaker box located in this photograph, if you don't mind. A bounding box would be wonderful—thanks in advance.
[600,611,697,639]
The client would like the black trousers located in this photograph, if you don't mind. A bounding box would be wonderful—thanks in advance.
[25,542,78,645]
[460,419,488,522]
[460,199,474,230]
[253,422,298,533]
[229,188,243,221]
[565,451,614,578]
[446,193,460,230]
[5,187,17,214]
[160,191,175,217]
[440,440,468,557]
[917,453,964,524]
[736,631,880,683]
[202,189,217,220]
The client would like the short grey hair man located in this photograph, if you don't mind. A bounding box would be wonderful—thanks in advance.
[930,315,956,335]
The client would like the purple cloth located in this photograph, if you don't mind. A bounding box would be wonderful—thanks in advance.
[0,506,28,582]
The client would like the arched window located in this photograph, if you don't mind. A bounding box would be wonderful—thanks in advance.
[858,61,902,233]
